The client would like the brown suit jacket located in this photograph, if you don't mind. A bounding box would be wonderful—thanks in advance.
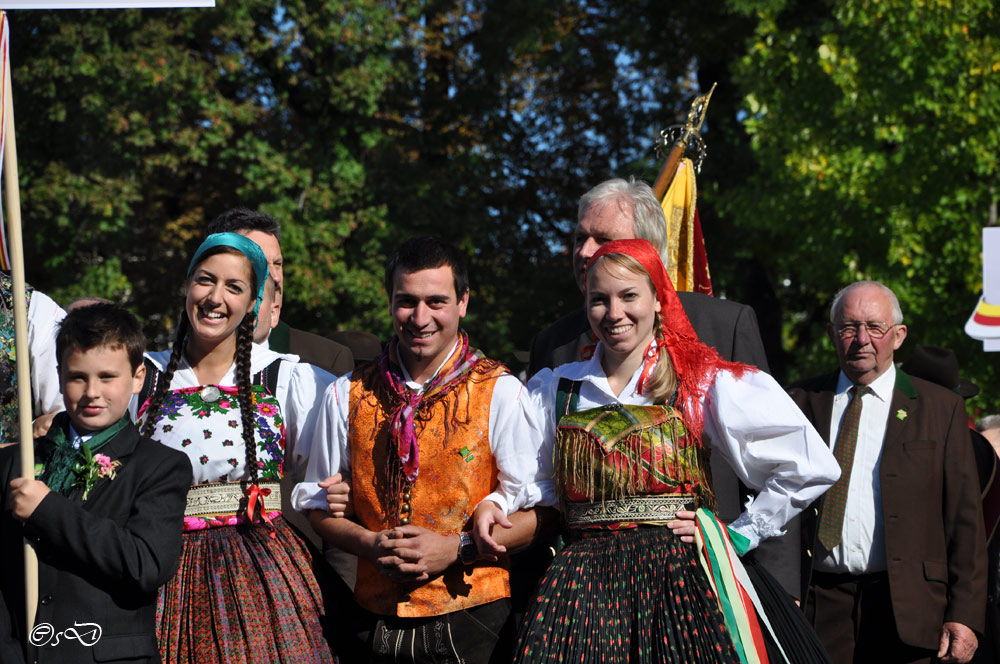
[789,369,987,649]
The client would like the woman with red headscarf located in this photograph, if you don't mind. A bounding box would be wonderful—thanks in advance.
[510,239,839,663]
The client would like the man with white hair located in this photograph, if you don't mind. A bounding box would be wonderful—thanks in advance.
[529,177,769,377]
[789,280,985,663]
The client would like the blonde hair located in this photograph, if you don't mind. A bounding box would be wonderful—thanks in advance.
[589,253,676,404]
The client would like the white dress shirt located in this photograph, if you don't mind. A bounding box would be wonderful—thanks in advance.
[816,364,896,574]
[291,340,550,516]
[527,348,841,550]
[68,424,93,449]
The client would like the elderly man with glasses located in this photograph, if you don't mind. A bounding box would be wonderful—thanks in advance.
[788,280,987,664]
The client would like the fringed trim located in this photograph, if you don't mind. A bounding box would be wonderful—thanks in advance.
[557,427,644,501]
[556,414,717,508]
[696,444,717,513]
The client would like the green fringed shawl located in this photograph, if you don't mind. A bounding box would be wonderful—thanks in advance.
[555,403,715,510]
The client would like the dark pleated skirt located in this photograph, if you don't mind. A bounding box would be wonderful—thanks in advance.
[742,556,833,664]
[513,526,741,664]
[156,516,335,664]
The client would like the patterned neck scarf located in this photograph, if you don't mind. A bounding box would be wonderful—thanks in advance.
[586,239,755,446]
[41,411,130,496]
[378,329,489,484]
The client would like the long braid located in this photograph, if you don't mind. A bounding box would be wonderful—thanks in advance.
[141,313,189,438]
[644,311,677,405]
[235,311,258,484]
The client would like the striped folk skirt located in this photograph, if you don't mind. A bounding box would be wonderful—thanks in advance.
[156,516,335,664]
[513,526,741,663]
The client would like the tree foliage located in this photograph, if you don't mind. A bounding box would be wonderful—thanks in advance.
[12,2,406,340]
[7,1,1000,410]
[8,1,699,366]
[718,0,1000,410]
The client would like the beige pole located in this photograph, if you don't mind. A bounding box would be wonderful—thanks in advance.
[4,48,38,635]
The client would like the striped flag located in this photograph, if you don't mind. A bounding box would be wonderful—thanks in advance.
[0,11,10,271]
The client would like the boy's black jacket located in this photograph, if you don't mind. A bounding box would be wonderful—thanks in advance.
[0,420,191,663]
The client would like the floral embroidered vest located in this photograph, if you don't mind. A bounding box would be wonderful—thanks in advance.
[0,273,32,445]
[348,361,510,617]
[137,360,287,530]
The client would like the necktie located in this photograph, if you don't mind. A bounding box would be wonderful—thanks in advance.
[817,385,869,550]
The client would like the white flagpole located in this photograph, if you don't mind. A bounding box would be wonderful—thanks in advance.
[1,10,38,634]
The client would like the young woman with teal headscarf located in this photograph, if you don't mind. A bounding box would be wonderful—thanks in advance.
[136,233,335,663]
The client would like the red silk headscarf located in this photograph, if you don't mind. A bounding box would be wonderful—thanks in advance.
[585,239,754,445]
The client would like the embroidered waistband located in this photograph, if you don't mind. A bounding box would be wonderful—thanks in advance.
[185,481,281,518]
[565,493,695,528]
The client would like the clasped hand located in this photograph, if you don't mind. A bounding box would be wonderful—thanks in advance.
[666,510,698,543]
[370,526,459,583]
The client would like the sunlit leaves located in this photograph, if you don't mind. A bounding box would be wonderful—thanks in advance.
[723,0,1000,406]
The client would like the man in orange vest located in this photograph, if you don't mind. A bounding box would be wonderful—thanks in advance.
[293,236,552,663]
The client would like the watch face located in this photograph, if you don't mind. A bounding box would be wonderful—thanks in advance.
[460,533,478,564]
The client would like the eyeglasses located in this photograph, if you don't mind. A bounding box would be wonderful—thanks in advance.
[834,321,897,339]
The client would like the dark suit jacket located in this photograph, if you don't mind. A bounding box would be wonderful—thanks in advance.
[0,587,23,664]
[789,370,987,649]
[0,423,192,663]
[270,320,354,376]
[525,293,808,596]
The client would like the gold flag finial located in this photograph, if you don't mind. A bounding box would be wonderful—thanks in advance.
[653,83,717,200]
[685,82,716,135]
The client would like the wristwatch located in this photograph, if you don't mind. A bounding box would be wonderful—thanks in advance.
[458,532,478,565]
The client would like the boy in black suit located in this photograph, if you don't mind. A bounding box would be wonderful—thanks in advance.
[0,303,192,663]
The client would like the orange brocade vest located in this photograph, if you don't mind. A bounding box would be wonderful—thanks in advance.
[349,362,511,617]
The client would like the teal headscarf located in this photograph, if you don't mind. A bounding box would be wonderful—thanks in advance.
[187,232,269,317]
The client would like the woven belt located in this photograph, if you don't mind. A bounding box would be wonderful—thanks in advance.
[565,494,695,528]
[185,481,282,518]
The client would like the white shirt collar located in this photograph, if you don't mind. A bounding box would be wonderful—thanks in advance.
[68,424,95,450]
[166,342,298,381]
[395,338,461,393]
[552,343,646,403]
[836,362,896,402]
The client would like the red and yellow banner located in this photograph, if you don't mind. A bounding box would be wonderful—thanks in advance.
[659,157,712,295]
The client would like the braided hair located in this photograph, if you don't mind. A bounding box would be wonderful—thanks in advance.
[141,247,261,485]
[234,310,259,484]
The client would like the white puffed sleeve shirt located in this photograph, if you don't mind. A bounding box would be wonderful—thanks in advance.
[527,348,840,550]
[27,289,66,417]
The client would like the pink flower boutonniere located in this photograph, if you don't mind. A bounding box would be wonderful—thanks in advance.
[73,445,121,501]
